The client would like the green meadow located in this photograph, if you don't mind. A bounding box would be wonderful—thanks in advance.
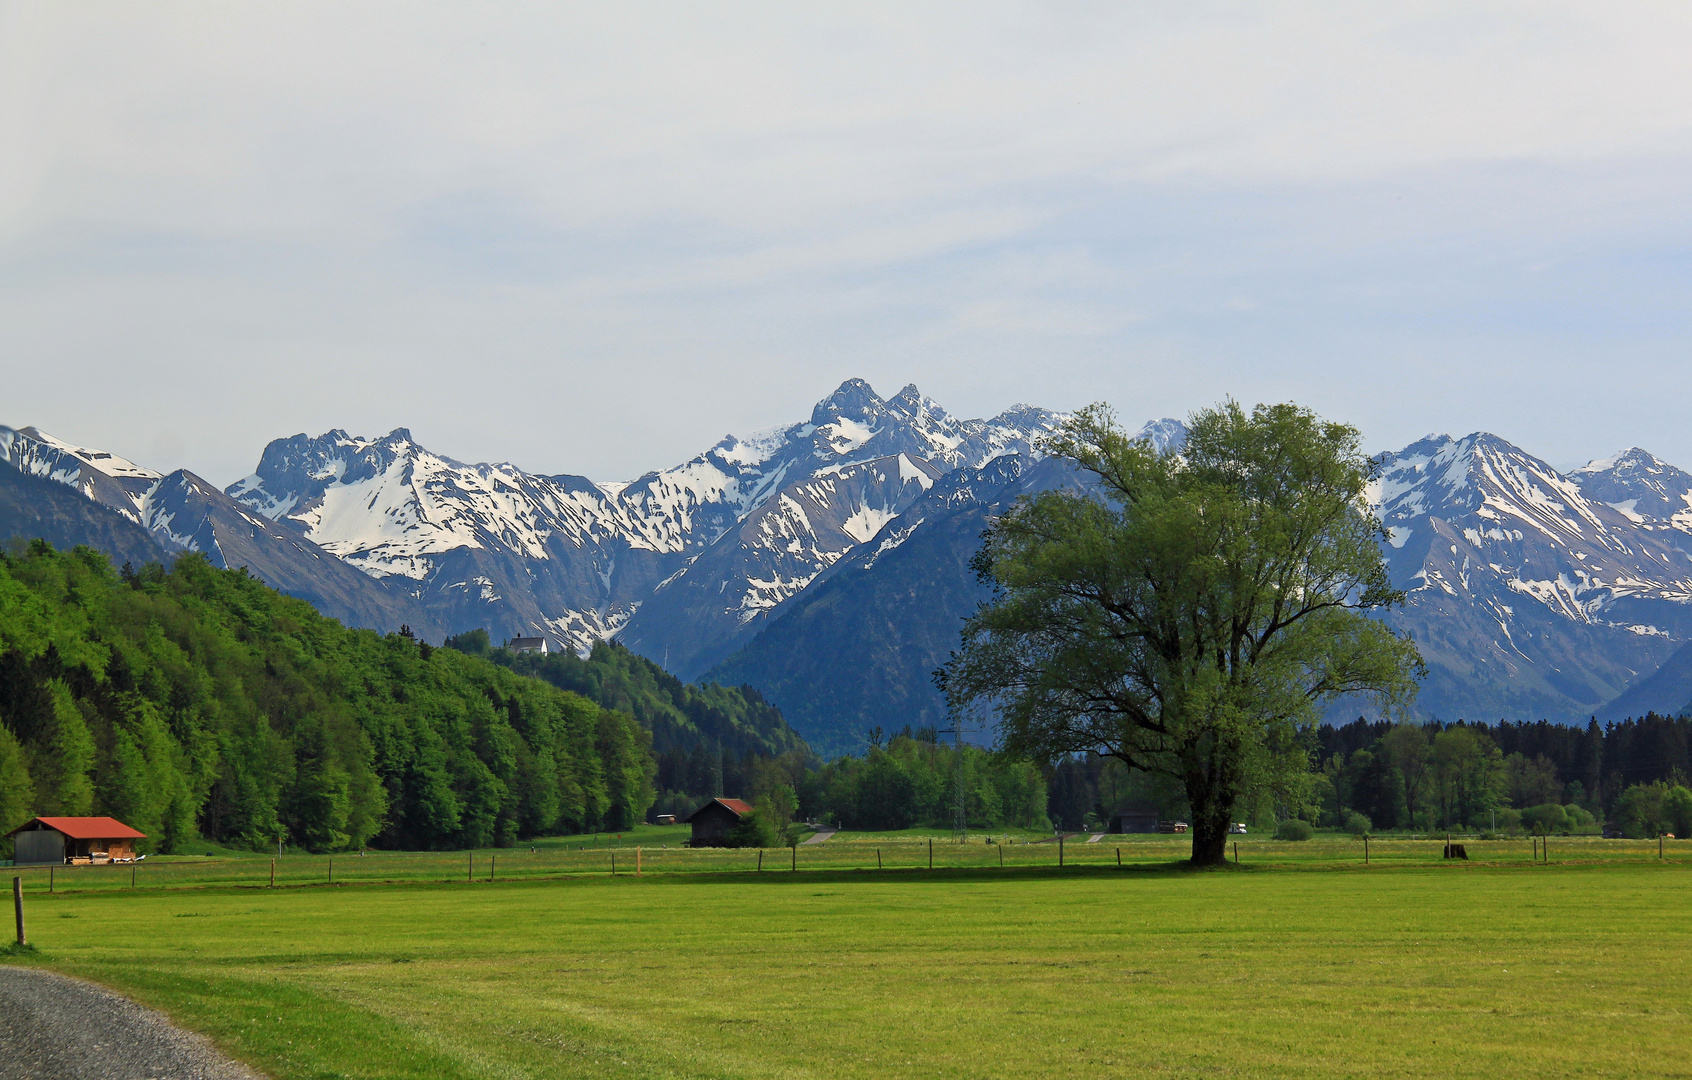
[4,837,1690,1079]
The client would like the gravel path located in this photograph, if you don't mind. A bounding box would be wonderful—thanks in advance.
[0,966,263,1080]
[801,827,838,846]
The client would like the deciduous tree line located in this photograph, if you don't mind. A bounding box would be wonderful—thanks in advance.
[0,543,655,856]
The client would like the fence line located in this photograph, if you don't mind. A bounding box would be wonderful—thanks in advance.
[4,836,1678,895]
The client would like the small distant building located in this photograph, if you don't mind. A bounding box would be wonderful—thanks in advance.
[1109,807,1160,834]
[508,637,549,655]
[6,817,147,865]
[684,798,754,847]
[655,814,677,826]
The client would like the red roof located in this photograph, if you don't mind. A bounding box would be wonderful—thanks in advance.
[6,816,146,840]
[683,798,755,823]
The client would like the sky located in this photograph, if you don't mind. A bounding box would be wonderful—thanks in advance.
[6,2,1692,486]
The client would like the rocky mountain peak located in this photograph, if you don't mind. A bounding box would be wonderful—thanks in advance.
[1570,447,1692,532]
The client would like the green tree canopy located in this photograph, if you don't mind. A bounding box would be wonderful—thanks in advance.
[939,401,1424,864]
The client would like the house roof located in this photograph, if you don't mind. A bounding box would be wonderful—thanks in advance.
[683,798,754,823]
[5,816,147,840]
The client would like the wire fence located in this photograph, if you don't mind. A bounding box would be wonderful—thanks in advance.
[5,834,1682,895]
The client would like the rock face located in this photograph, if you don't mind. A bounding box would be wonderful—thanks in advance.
[223,380,1064,668]
[706,455,1086,756]
[1370,435,1692,722]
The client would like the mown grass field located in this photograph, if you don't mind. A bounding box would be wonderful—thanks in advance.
[4,836,1689,1079]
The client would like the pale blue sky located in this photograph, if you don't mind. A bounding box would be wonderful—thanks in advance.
[5,3,1692,484]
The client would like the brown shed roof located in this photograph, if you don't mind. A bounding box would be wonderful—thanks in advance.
[683,798,754,823]
[5,816,147,840]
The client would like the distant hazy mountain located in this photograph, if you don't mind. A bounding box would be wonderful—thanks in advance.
[0,461,168,569]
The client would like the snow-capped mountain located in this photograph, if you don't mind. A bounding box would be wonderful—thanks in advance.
[1570,448,1692,535]
[225,379,1064,663]
[0,424,429,634]
[27,384,1692,737]
[1367,433,1692,720]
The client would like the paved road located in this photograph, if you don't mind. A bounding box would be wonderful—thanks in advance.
[801,827,838,845]
[0,966,261,1080]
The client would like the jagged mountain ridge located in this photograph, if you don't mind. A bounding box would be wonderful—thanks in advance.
[224,380,1065,663]
[1370,433,1692,721]
[706,454,1088,755]
[0,425,434,635]
[703,419,1184,754]
[18,388,1692,742]
[714,423,1692,751]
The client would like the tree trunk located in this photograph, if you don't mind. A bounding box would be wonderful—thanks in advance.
[1186,784,1233,865]
[1185,736,1239,866]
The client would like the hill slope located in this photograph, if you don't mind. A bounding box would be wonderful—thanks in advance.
[0,543,652,854]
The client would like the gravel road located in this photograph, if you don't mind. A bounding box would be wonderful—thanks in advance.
[0,966,262,1080]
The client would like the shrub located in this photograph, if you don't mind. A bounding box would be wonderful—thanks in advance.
[726,809,783,849]
[1520,803,1571,835]
[1612,782,1692,839]
[1342,810,1372,836]
[1274,818,1314,841]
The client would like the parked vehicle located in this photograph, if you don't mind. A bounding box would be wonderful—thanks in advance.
[1228,823,1248,834]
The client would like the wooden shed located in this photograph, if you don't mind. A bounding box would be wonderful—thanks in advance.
[6,817,147,865]
[684,798,754,847]
[1109,807,1160,834]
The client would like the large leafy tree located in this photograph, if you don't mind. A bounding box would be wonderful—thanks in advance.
[939,401,1423,865]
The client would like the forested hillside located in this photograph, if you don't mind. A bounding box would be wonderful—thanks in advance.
[0,542,654,856]
[445,632,805,761]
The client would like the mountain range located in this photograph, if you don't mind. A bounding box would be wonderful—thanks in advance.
[8,381,1692,755]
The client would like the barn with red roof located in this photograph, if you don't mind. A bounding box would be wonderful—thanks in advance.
[5,817,147,865]
[684,798,754,847]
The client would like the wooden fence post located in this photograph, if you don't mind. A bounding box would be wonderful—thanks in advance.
[49,867,53,894]
[791,845,796,872]
[1116,847,1121,868]
[635,848,640,877]
[1000,844,1005,868]
[928,838,933,871]
[12,877,23,947]
[131,864,136,888]
[270,859,275,888]
[468,850,473,883]
[1364,835,1369,865]
[757,850,762,872]
[328,858,333,884]
[1233,842,1239,865]
[491,854,496,882]
[876,849,882,870]
[1661,835,1665,860]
